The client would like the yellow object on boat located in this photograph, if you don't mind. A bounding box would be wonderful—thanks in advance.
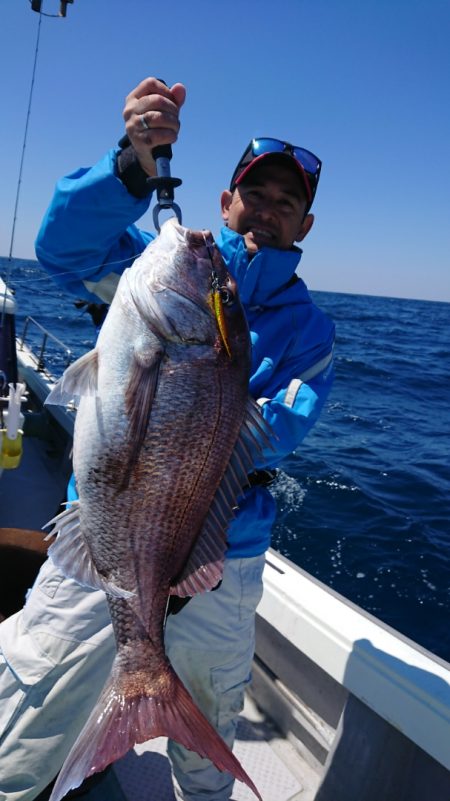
[0,430,23,469]
[0,382,26,469]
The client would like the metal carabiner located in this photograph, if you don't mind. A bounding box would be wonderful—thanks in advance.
[152,198,183,232]
[147,144,183,232]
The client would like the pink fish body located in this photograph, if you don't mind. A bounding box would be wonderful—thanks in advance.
[45,220,269,801]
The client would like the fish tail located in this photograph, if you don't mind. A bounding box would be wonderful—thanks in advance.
[49,661,262,801]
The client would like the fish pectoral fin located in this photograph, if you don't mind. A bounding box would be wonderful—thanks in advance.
[119,346,164,492]
[126,344,164,439]
[170,399,273,598]
[45,349,99,406]
[43,504,134,599]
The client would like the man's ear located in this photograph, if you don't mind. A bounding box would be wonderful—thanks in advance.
[221,190,233,223]
[295,213,314,243]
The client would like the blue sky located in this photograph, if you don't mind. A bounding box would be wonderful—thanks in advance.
[1,0,449,302]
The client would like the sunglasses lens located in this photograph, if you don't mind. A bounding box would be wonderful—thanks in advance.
[231,138,321,203]
[292,147,320,175]
[253,138,320,178]
[252,138,285,157]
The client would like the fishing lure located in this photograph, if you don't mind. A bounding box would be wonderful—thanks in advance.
[210,270,233,359]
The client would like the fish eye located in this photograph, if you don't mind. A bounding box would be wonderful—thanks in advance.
[220,287,234,306]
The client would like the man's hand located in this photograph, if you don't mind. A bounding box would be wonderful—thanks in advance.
[122,77,186,177]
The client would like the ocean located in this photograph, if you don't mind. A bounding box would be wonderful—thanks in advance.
[3,257,450,663]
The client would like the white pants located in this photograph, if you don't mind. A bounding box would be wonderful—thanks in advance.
[0,554,265,801]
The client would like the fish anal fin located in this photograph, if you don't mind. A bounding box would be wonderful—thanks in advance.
[45,349,99,406]
[169,492,229,597]
[170,554,224,598]
[48,661,262,801]
[170,398,273,598]
[44,504,133,600]
[242,397,275,454]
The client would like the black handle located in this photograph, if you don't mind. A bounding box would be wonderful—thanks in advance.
[117,139,174,164]
[152,143,173,161]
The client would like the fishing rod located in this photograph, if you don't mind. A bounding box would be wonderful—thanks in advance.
[1,1,75,328]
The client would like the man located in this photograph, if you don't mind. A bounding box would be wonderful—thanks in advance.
[0,78,334,801]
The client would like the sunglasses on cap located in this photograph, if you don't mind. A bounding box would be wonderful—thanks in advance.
[230,137,322,207]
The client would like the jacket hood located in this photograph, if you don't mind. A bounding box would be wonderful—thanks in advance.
[216,226,312,309]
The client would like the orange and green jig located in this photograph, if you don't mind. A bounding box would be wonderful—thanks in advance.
[210,272,232,358]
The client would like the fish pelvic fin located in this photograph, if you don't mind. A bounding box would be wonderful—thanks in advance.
[43,503,134,600]
[48,659,262,801]
[45,349,99,406]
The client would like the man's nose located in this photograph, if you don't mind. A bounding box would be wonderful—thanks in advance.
[256,201,277,219]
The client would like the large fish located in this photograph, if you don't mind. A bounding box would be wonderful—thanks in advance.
[44,219,270,801]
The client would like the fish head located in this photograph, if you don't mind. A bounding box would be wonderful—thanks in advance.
[129,219,250,363]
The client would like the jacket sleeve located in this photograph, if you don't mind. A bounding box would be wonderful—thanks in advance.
[254,346,335,469]
[35,149,154,304]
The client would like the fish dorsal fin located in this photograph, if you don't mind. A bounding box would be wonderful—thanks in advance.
[170,399,273,597]
[45,349,99,406]
[43,503,134,600]
[119,343,165,492]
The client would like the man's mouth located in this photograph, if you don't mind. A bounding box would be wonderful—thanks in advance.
[246,226,277,245]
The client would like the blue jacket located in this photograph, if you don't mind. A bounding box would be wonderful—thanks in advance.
[36,149,335,558]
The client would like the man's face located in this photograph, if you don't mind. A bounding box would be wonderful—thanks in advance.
[221,160,314,254]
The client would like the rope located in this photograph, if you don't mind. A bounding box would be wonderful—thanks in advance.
[2,251,144,290]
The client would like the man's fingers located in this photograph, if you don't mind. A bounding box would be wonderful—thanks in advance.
[121,77,186,177]
[132,96,180,122]
[137,126,179,149]
[127,78,186,109]
[128,76,174,102]
[137,110,180,136]
[170,82,186,109]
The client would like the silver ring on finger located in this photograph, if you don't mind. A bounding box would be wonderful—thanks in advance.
[140,114,150,131]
